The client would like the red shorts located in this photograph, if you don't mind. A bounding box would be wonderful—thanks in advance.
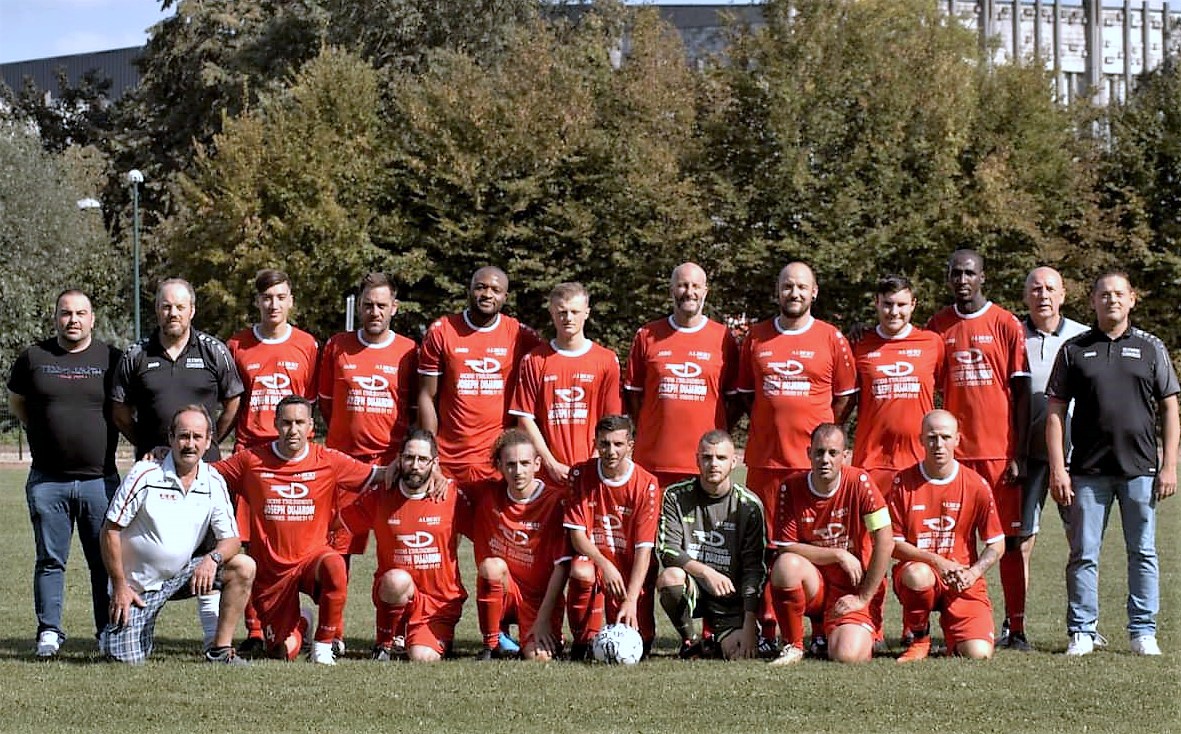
[892,562,994,650]
[746,467,806,535]
[368,577,464,655]
[807,571,877,637]
[256,548,338,646]
[962,458,1021,537]
[501,573,565,648]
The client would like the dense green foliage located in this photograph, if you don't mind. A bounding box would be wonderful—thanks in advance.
[5,0,1181,354]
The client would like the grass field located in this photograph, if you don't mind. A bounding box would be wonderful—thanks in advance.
[0,464,1177,733]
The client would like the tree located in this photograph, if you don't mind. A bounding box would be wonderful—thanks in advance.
[696,0,1114,325]
[0,123,130,371]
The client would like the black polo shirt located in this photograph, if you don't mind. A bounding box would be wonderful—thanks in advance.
[112,328,244,460]
[1046,325,1179,477]
[6,338,121,478]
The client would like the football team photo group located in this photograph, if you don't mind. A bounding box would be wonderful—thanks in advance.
[8,249,1174,670]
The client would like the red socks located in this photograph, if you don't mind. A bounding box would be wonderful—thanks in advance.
[771,585,807,649]
[477,576,506,649]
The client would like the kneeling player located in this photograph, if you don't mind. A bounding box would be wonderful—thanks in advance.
[656,430,766,661]
[565,416,659,657]
[889,410,1004,662]
[215,396,387,665]
[768,424,893,665]
[469,429,571,661]
[342,430,465,662]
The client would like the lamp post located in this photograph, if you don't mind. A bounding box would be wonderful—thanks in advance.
[128,170,144,341]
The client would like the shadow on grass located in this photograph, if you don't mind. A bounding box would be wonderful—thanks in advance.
[0,636,209,664]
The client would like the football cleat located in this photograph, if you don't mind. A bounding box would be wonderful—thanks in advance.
[310,640,337,665]
[1006,631,1033,652]
[897,637,931,663]
[371,645,392,662]
[808,634,829,658]
[769,644,804,667]
[204,646,249,666]
[756,636,779,660]
[237,636,266,658]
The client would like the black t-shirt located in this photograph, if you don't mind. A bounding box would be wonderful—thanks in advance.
[112,328,244,461]
[1046,326,1180,476]
[7,338,121,478]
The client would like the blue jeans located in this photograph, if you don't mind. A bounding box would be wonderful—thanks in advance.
[25,469,119,638]
[1058,475,1158,638]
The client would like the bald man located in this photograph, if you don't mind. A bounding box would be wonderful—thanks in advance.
[888,410,1005,662]
[418,266,542,494]
[625,262,740,489]
[1009,267,1086,650]
[735,262,857,641]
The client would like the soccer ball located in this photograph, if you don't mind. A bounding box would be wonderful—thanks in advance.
[591,624,643,665]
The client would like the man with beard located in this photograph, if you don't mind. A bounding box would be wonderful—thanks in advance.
[624,262,739,490]
[926,250,1031,650]
[213,395,390,664]
[342,429,467,662]
[735,262,856,641]
[417,266,541,497]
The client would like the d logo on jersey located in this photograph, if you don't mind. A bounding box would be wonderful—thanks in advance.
[499,526,531,546]
[273,481,310,499]
[353,374,390,391]
[256,373,291,390]
[769,360,805,377]
[813,522,847,543]
[876,362,914,377]
[922,515,956,532]
[667,362,703,379]
[952,348,984,365]
[463,357,502,374]
[555,386,587,403]
[601,514,623,531]
[396,530,435,548]
[692,530,726,547]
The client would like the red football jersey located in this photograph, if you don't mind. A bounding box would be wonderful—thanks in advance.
[563,458,659,577]
[624,316,739,475]
[317,330,417,462]
[736,316,857,470]
[418,311,541,469]
[341,480,467,606]
[851,325,944,471]
[463,479,572,601]
[926,303,1030,460]
[227,325,320,451]
[214,443,377,574]
[887,462,1005,568]
[773,466,890,596]
[508,340,622,467]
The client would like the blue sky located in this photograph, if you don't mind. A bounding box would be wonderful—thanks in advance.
[0,0,769,65]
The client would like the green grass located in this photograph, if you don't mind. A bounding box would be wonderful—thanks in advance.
[0,465,1177,733]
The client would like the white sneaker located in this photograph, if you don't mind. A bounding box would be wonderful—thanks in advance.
[1065,632,1095,657]
[769,644,804,667]
[35,630,62,658]
[310,640,337,665]
[1130,635,1162,656]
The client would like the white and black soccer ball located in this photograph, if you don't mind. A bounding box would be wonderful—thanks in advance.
[591,623,643,665]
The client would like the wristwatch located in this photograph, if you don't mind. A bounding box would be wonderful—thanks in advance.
[208,551,224,567]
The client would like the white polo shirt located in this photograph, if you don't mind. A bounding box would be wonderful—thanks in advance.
[1024,315,1088,461]
[106,454,238,593]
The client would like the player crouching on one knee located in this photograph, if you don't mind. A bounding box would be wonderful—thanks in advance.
[341,429,466,663]
[656,430,767,661]
[888,410,1005,662]
[470,429,572,661]
[565,416,660,659]
[767,424,893,665]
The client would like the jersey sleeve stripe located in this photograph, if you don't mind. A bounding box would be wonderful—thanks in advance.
[984,533,1005,545]
[562,522,586,531]
[507,409,533,418]
[417,369,444,376]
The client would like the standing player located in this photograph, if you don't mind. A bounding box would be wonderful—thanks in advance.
[768,424,893,665]
[213,396,388,664]
[227,269,320,652]
[318,272,417,559]
[889,410,1005,662]
[417,266,541,494]
[564,416,660,656]
[509,281,621,649]
[736,262,856,639]
[926,250,1031,647]
[227,269,319,453]
[843,275,944,493]
[1014,266,1086,650]
[342,430,466,663]
[624,262,739,489]
[656,430,766,661]
[468,429,572,661]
